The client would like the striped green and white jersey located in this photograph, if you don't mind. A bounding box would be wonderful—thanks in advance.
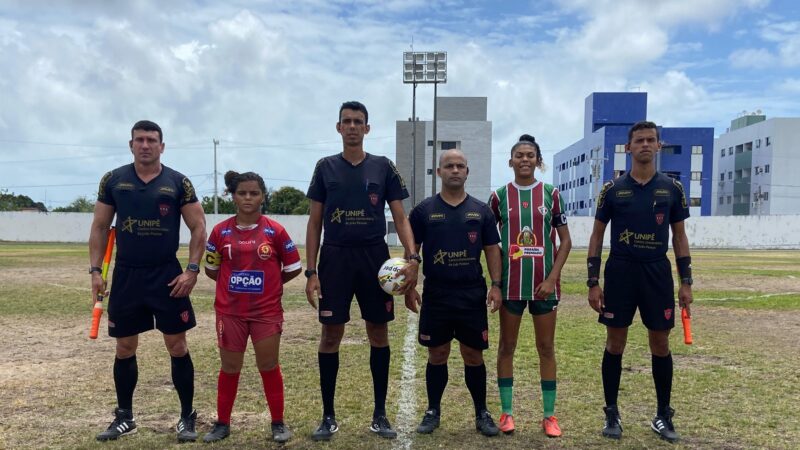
[488,181,567,301]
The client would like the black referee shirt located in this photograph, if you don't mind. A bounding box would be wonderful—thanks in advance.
[595,172,689,261]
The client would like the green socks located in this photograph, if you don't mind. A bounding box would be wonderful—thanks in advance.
[498,377,513,415]
[541,379,557,418]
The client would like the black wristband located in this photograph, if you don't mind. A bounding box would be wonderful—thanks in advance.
[676,256,692,279]
[587,257,601,279]
[491,280,502,288]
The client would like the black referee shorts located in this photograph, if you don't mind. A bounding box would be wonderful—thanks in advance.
[107,260,196,338]
[418,283,489,350]
[599,256,675,331]
[317,242,394,325]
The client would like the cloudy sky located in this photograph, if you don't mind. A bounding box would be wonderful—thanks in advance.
[1,0,799,209]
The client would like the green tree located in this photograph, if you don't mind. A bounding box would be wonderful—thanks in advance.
[52,196,95,212]
[0,190,46,212]
[201,195,236,214]
[267,186,307,215]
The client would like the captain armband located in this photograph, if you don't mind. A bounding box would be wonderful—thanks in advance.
[205,251,222,269]
[676,256,692,279]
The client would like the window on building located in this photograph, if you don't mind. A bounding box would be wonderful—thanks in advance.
[615,144,625,153]
[719,173,725,181]
[727,196,732,204]
[661,145,682,155]
[427,140,434,147]
[735,144,744,154]
[580,177,585,186]
[721,148,725,157]
[728,171,733,180]
[691,172,701,181]
[745,142,753,152]
[719,196,724,205]
[580,200,585,209]
[743,168,751,178]
[690,198,701,207]
[766,137,771,146]
[753,192,760,201]
[763,192,769,200]
[691,145,703,154]
[440,141,459,150]
[765,164,770,173]
[581,154,586,162]
[755,139,761,148]
[735,169,742,180]
[729,147,733,155]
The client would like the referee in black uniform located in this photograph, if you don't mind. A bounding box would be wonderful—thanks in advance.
[405,149,503,437]
[304,101,420,441]
[89,120,207,442]
[587,121,694,443]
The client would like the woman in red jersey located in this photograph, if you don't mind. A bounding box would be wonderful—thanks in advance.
[488,134,572,438]
[202,171,302,444]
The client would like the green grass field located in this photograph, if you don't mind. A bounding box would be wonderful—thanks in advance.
[0,243,798,449]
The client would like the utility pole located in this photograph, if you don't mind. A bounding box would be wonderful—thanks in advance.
[213,138,219,215]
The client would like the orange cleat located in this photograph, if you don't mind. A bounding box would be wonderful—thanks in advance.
[498,413,515,434]
[542,416,562,438]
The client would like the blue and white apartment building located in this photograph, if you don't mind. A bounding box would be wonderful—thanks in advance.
[553,92,714,217]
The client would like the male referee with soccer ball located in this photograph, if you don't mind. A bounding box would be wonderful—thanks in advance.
[304,101,420,440]
[405,149,503,437]
[587,121,694,443]
[89,120,206,442]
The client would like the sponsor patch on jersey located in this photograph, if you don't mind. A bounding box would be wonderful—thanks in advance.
[509,244,544,260]
[467,231,478,244]
[263,227,276,236]
[419,334,431,341]
[159,186,176,194]
[180,310,190,323]
[516,226,537,246]
[616,189,633,198]
[320,310,333,317]
[603,311,615,319]
[522,201,529,209]
[284,240,297,252]
[257,244,272,260]
[159,203,170,216]
[465,211,482,220]
[664,308,673,320]
[597,180,614,208]
[221,228,232,236]
[654,189,670,197]
[206,242,217,252]
[428,212,446,222]
[115,182,135,191]
[655,213,665,225]
[229,270,265,293]
[369,193,379,206]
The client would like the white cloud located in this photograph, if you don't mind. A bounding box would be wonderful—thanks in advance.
[729,47,778,67]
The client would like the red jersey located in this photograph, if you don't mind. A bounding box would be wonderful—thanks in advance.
[205,215,302,318]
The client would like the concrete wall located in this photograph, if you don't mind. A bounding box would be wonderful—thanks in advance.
[2,212,799,249]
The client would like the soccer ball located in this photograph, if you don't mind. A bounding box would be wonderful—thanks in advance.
[378,257,408,296]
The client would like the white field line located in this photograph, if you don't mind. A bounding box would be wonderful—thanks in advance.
[697,292,799,301]
[393,310,419,450]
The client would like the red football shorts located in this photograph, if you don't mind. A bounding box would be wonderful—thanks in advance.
[215,312,283,352]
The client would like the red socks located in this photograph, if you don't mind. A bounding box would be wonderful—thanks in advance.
[260,365,285,424]
[216,370,240,425]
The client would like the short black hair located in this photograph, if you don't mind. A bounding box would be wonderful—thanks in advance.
[339,101,369,124]
[131,120,163,142]
[628,121,659,143]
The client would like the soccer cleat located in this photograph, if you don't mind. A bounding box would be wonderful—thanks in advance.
[311,415,338,441]
[498,413,515,434]
[542,416,562,438]
[370,415,398,439]
[651,406,680,443]
[96,408,137,441]
[202,422,231,443]
[602,405,623,439]
[271,422,293,443]
[176,409,198,442]
[416,409,440,434]
[475,410,499,437]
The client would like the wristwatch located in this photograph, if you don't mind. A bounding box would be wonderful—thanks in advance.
[680,277,693,286]
[586,278,599,288]
[491,280,502,288]
[407,254,422,264]
[89,266,102,274]
[186,263,200,273]
[304,269,318,278]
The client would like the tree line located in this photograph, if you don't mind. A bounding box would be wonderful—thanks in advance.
[0,187,310,215]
